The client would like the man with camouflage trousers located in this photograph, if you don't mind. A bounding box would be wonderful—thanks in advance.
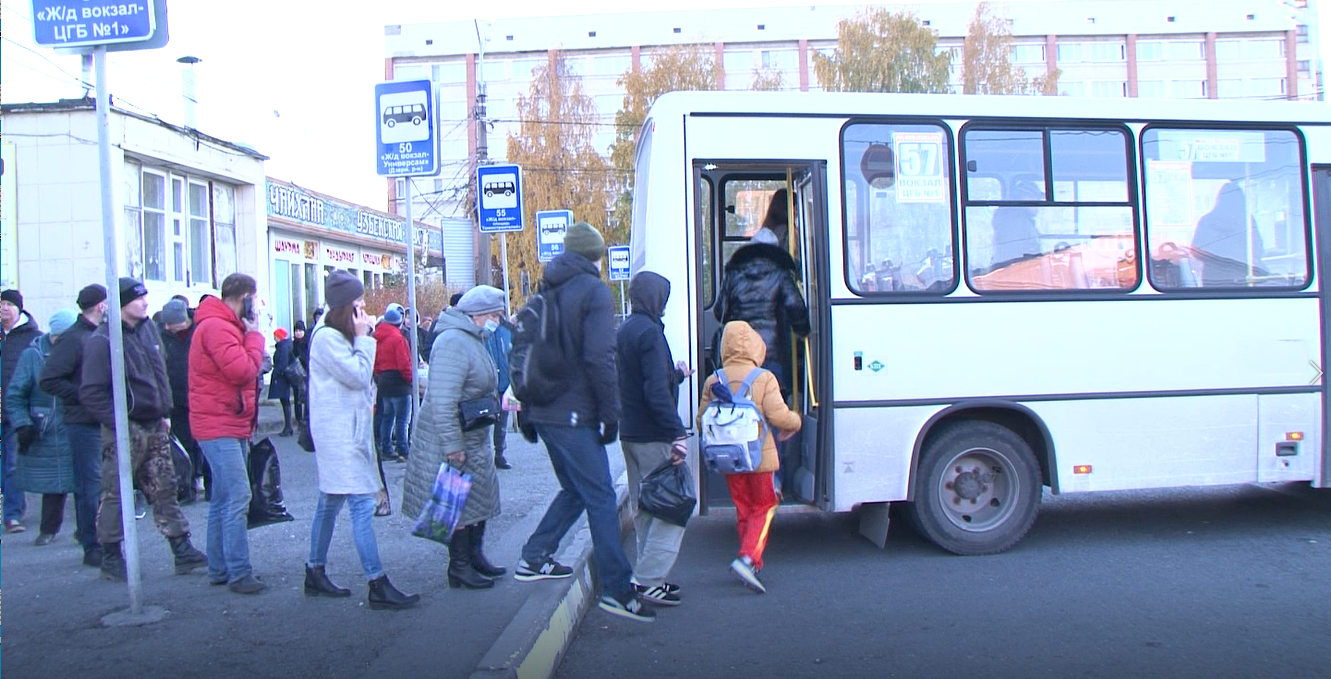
[80,278,206,581]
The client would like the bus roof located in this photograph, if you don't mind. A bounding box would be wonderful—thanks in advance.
[648,90,1331,127]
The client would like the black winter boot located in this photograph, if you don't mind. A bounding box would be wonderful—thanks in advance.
[448,526,495,589]
[470,521,507,577]
[278,401,294,437]
[100,541,127,581]
[367,575,420,610]
[304,565,351,598]
[168,533,207,574]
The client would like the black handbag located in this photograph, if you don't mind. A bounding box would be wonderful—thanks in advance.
[458,395,500,432]
[284,360,307,384]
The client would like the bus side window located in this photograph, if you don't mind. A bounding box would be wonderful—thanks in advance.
[842,122,956,294]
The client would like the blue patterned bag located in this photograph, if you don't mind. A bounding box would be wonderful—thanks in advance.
[411,464,472,544]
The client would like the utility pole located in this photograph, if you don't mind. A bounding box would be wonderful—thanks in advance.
[473,20,510,311]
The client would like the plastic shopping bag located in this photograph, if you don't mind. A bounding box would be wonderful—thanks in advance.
[411,463,473,544]
[638,460,697,528]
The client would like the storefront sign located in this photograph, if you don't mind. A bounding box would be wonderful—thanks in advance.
[325,246,357,266]
[361,251,385,268]
[273,238,304,257]
[267,180,442,253]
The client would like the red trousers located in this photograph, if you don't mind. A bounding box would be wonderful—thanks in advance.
[725,472,778,570]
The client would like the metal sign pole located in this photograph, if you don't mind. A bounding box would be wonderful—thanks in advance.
[500,233,511,315]
[95,45,143,615]
[404,179,420,426]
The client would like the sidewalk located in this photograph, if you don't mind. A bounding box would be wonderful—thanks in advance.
[1,403,628,679]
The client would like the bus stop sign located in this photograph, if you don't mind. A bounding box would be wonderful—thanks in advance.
[536,209,572,262]
[375,79,437,177]
[608,246,631,281]
[477,164,524,233]
[32,0,156,47]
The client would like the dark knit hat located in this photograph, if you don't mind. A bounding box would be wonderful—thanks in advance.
[325,270,364,309]
[160,298,189,325]
[294,320,307,332]
[563,221,605,262]
[118,277,148,307]
[77,284,107,310]
[0,289,23,310]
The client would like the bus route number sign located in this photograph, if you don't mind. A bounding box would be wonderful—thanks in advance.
[893,132,945,203]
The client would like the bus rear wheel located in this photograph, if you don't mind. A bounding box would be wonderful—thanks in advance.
[906,421,1041,556]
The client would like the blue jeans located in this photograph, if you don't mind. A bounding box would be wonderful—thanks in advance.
[522,424,633,601]
[199,438,253,582]
[2,422,26,523]
[307,493,384,581]
[65,423,104,551]
[378,395,411,457]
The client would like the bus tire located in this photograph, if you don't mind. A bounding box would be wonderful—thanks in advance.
[386,118,396,128]
[412,116,422,125]
[906,420,1041,556]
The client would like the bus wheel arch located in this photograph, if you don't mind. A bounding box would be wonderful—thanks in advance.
[904,404,1054,555]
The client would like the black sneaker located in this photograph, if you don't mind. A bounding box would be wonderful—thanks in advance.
[634,584,681,606]
[598,593,656,622]
[514,558,574,581]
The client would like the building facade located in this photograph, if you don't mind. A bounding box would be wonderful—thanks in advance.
[383,0,1321,224]
[1,99,267,325]
[264,178,444,332]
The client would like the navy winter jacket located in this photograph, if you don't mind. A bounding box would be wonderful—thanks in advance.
[616,272,686,443]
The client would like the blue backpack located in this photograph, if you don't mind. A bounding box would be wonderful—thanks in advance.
[699,368,768,474]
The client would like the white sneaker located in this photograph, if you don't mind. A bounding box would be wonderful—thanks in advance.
[635,583,681,606]
[730,556,765,594]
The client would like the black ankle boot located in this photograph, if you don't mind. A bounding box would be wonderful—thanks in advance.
[448,527,495,589]
[305,565,352,597]
[494,453,512,470]
[168,533,207,574]
[100,541,127,581]
[470,521,507,577]
[279,403,294,437]
[367,575,420,610]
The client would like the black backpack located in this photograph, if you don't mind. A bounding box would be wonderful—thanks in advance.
[508,284,567,406]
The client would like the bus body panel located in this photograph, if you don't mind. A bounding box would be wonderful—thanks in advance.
[830,298,1322,403]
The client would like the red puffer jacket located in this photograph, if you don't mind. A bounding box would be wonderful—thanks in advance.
[188,296,266,440]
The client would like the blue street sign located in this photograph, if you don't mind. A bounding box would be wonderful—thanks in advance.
[32,0,156,47]
[608,245,631,282]
[536,209,572,262]
[375,79,437,177]
[477,164,524,233]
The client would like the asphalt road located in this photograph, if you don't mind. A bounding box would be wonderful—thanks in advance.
[557,483,1331,679]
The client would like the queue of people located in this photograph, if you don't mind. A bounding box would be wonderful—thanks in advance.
[0,200,810,622]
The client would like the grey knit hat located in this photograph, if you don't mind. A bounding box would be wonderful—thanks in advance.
[455,285,506,316]
[325,270,364,309]
[160,299,189,325]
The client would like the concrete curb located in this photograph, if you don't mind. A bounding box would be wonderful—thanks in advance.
[468,471,633,679]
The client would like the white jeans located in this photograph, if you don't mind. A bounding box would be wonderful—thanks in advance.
[621,440,687,588]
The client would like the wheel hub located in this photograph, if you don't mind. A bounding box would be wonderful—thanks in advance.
[951,467,986,501]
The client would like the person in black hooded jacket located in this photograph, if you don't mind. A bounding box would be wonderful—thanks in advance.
[714,227,810,397]
[2,288,41,532]
[615,270,691,606]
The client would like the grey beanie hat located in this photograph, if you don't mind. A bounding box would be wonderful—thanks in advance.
[325,270,365,309]
[563,221,605,262]
[455,285,507,316]
[160,298,189,325]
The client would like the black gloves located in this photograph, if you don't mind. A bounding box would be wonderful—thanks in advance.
[15,425,38,451]
[598,422,619,446]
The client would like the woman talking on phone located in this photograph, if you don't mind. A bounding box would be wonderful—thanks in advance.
[304,271,419,609]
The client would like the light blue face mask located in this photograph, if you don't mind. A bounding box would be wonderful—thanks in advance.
[483,318,500,334]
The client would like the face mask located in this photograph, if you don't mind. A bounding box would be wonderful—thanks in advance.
[483,318,500,334]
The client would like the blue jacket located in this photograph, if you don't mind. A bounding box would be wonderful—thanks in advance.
[616,272,686,443]
[485,323,512,394]
[6,335,76,494]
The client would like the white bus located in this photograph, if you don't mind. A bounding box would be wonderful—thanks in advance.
[631,91,1330,555]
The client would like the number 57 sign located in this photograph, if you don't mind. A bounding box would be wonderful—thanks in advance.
[893,132,945,203]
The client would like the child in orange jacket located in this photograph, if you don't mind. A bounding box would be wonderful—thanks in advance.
[697,320,801,594]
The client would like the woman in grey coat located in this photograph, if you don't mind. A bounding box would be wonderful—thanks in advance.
[304,271,419,610]
[5,309,79,546]
[403,285,507,590]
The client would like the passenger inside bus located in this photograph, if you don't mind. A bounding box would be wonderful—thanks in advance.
[990,182,1044,268]
[1190,181,1266,287]
[713,190,809,399]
